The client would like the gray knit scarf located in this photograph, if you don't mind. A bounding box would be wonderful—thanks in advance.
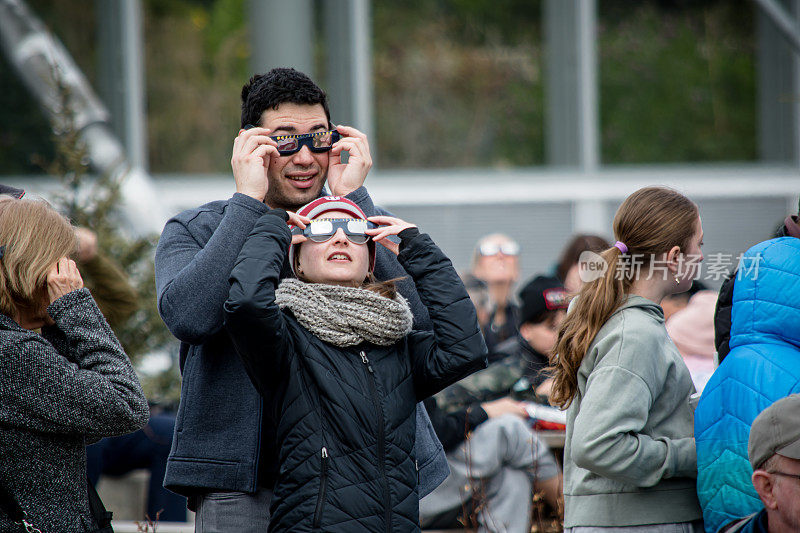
[275,278,414,347]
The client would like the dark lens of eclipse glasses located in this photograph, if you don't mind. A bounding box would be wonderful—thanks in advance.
[272,130,340,156]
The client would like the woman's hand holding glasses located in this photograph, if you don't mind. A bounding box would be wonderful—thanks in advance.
[365,215,417,256]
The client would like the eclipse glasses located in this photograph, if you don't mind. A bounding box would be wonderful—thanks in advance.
[292,218,376,245]
[271,130,341,156]
[478,241,520,257]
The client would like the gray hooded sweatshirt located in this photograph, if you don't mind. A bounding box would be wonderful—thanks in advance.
[563,295,702,528]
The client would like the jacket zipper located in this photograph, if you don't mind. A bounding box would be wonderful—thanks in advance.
[313,446,329,529]
[361,350,391,532]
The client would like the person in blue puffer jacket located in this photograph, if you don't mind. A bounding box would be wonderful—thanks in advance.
[694,236,800,533]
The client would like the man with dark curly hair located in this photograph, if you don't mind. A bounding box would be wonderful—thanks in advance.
[155,68,449,530]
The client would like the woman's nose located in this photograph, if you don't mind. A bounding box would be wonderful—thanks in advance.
[331,228,348,244]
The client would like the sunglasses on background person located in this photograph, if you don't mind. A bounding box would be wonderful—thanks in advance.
[479,241,520,257]
[291,218,376,245]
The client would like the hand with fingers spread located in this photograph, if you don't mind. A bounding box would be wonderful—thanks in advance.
[47,257,85,304]
[327,125,373,197]
[366,215,417,256]
[231,126,280,202]
[285,211,312,245]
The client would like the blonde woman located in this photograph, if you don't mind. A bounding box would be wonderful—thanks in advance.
[550,187,705,532]
[0,197,148,532]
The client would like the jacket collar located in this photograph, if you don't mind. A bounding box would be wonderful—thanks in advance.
[0,312,24,332]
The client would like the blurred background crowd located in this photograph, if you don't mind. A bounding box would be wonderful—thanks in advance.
[1,0,798,529]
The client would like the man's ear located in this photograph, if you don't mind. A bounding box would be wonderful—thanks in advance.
[752,470,778,510]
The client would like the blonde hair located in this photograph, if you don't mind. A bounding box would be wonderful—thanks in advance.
[549,187,699,408]
[0,198,76,319]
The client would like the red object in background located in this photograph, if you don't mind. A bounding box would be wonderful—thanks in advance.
[525,402,567,431]
[533,419,566,431]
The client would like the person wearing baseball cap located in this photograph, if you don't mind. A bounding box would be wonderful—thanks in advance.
[491,275,569,398]
[437,275,569,410]
[420,274,567,531]
[718,394,800,532]
[223,195,487,531]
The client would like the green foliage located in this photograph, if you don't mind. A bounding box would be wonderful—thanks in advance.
[599,1,756,163]
[0,52,55,174]
[41,79,179,405]
[373,1,544,168]
[144,0,249,172]
[372,0,755,168]
[0,0,758,174]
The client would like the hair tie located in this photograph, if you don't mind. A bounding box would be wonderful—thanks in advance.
[0,245,5,260]
[614,241,628,254]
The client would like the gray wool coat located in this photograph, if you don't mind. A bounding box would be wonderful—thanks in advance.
[0,289,149,532]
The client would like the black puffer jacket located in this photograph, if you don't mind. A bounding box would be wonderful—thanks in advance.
[224,211,487,532]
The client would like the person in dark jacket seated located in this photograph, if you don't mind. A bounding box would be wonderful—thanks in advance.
[224,196,487,532]
[420,396,562,532]
[440,275,569,407]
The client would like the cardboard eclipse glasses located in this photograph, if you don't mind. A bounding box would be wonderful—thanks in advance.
[243,125,341,156]
[291,218,377,245]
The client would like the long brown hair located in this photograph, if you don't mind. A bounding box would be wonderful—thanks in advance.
[0,197,76,319]
[548,187,699,408]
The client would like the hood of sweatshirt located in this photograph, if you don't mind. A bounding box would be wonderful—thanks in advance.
[730,237,800,351]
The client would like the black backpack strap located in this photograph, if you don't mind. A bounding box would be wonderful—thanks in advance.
[86,477,114,533]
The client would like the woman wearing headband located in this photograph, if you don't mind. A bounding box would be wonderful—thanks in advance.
[549,187,705,532]
[0,197,148,532]
[224,195,487,532]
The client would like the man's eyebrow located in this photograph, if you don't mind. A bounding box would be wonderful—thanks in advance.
[271,125,298,134]
[271,123,329,135]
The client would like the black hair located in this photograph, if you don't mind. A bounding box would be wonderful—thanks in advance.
[240,68,331,129]
[522,309,557,327]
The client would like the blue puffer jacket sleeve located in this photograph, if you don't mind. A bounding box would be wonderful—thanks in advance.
[695,237,800,533]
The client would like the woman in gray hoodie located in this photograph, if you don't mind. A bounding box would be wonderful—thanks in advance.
[549,187,705,532]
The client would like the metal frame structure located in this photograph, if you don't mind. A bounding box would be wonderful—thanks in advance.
[2,0,799,278]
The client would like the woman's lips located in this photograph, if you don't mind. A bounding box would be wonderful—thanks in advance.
[328,252,351,261]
